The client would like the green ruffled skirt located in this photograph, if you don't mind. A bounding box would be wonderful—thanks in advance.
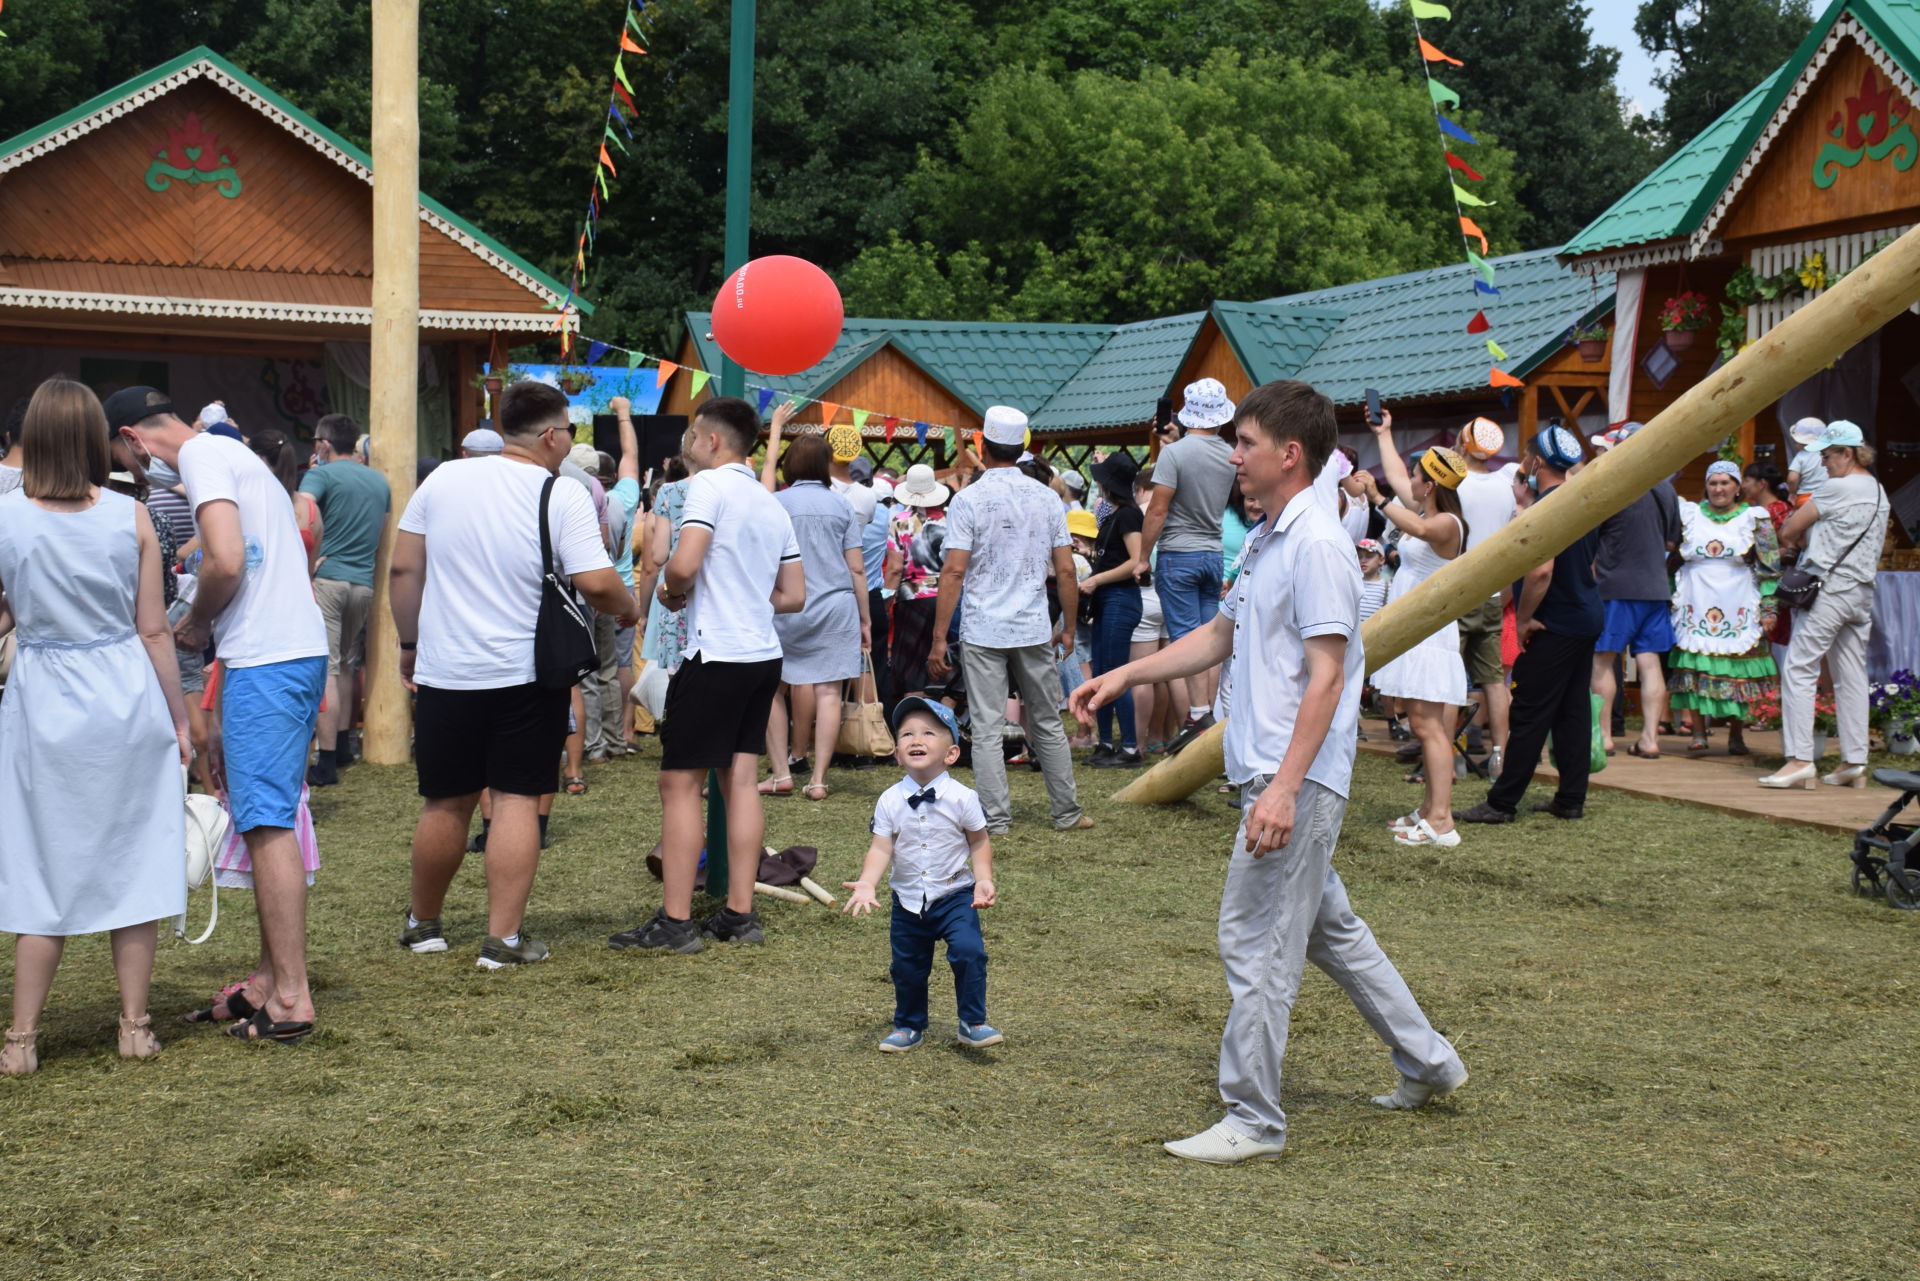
[1669,644,1776,719]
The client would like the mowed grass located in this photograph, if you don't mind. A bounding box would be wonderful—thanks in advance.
[2,743,1916,1280]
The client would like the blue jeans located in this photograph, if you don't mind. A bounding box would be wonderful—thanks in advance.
[1091,583,1142,748]
[890,887,987,1031]
[1157,549,1222,642]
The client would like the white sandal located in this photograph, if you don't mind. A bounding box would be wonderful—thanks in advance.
[1393,817,1460,848]
[1387,811,1423,831]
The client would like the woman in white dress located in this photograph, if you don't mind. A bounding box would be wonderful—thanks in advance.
[1360,411,1470,848]
[0,378,190,1075]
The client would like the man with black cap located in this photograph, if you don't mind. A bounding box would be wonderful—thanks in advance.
[1458,425,1603,826]
[930,405,1090,835]
[107,386,329,1040]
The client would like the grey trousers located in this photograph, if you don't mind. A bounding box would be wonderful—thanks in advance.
[1782,577,1874,763]
[1217,776,1464,1145]
[581,609,623,755]
[961,641,1082,831]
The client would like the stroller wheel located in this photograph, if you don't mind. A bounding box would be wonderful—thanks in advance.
[1885,867,1920,911]
[1852,859,1886,897]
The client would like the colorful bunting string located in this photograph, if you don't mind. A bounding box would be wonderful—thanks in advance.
[1411,1,1518,389]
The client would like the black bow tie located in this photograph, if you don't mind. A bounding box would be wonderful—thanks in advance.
[907,787,938,810]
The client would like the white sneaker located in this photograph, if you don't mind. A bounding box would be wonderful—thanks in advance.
[1162,1121,1285,1165]
[1371,1067,1468,1109]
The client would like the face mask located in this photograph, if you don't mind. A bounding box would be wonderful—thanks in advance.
[148,456,181,488]
[1524,465,1540,494]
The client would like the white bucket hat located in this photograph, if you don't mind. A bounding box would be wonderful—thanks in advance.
[1177,378,1235,431]
[895,463,951,508]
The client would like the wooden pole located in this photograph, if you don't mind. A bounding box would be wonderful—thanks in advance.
[363,0,420,766]
[1115,221,1920,804]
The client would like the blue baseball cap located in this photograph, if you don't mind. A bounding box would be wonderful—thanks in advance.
[1532,425,1583,470]
[1816,420,1864,449]
[891,695,960,742]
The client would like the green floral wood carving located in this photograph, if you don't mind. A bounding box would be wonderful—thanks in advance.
[145,112,242,198]
[1812,67,1916,188]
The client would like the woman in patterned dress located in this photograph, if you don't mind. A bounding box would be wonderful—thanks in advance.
[1670,461,1780,756]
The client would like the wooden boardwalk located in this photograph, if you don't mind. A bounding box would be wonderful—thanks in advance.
[1357,718,1913,837]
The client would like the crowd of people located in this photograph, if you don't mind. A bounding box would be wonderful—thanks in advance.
[0,369,1895,1165]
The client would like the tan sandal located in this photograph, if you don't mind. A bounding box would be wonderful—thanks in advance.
[757,774,794,797]
[118,1014,161,1061]
[802,782,830,801]
[1,1027,38,1077]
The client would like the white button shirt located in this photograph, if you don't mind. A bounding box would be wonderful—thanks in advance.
[870,771,987,913]
[942,467,1072,649]
[1217,485,1365,796]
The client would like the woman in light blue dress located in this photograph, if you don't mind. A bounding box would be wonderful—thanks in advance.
[0,378,189,1076]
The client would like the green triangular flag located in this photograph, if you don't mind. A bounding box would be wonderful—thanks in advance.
[628,349,644,371]
[628,9,647,39]
[1410,1,1452,17]
[1467,250,1496,287]
[688,370,712,396]
[1453,182,1492,208]
[852,409,870,431]
[945,425,958,452]
[1486,338,1509,360]
[604,124,628,155]
[1427,78,1460,109]
[613,56,634,96]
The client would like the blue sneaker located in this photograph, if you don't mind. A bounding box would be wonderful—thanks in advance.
[956,1022,1005,1048]
[878,1028,923,1053]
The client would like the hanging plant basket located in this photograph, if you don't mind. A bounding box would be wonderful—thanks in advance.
[558,370,596,395]
[1663,329,1697,352]
[482,374,504,397]
[1577,339,1607,362]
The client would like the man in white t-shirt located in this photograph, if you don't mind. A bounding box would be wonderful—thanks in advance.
[1453,417,1519,769]
[110,385,330,1042]
[389,381,637,969]
[609,396,805,955]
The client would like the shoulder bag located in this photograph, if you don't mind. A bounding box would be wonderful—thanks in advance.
[835,652,895,758]
[1775,493,1884,612]
[534,474,600,689]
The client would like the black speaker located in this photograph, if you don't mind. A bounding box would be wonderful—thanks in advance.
[594,414,686,478]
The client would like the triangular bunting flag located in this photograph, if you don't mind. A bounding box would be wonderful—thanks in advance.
[598,144,617,177]
[852,409,870,431]
[945,426,958,453]
[613,56,634,96]
[1474,281,1502,296]
[1489,367,1524,389]
[1419,37,1462,65]
[654,360,679,388]
[628,8,647,38]
[914,421,929,444]
[1466,310,1491,334]
[688,370,712,396]
[1410,1,1452,17]
[595,167,610,201]
[817,402,839,427]
[1466,251,1496,287]
[884,416,898,442]
[614,83,639,117]
[1460,216,1489,254]
[1452,182,1491,208]
[1486,338,1509,360]
[1428,79,1460,109]
[756,388,776,415]
[1445,151,1484,181]
[586,340,608,366]
[1438,117,1478,145]
[621,31,646,55]
[629,349,645,371]
[604,124,628,154]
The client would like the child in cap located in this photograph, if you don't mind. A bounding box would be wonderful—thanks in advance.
[1355,539,1388,623]
[843,696,1000,1052]
[1785,417,1828,506]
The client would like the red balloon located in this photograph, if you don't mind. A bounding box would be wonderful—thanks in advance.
[710,255,845,376]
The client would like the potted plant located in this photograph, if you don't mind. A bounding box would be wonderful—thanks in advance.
[1658,291,1713,351]
[1871,670,1920,755]
[558,368,595,395]
[1566,321,1610,362]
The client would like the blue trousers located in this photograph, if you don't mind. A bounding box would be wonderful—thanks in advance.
[890,887,987,1031]
[1091,583,1142,748]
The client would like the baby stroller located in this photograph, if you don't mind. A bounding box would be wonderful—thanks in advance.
[1847,769,1920,910]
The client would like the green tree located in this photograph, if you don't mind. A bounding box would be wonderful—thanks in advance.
[841,51,1526,323]
[1428,0,1658,249]
[1636,0,1814,150]
[969,0,1402,77]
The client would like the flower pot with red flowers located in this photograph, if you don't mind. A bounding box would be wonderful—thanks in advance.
[1658,292,1712,351]
[1566,320,1609,362]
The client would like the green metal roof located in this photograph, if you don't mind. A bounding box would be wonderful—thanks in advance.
[683,315,1111,415]
[1028,312,1206,431]
[1210,303,1345,385]
[1561,0,1920,259]
[0,46,582,312]
[1251,249,1614,406]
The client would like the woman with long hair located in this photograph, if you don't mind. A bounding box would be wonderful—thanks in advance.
[0,378,190,1074]
[1361,412,1470,848]
[1081,451,1146,767]
[248,428,322,575]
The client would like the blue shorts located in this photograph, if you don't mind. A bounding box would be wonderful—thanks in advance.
[1156,549,1223,642]
[221,656,326,832]
[1597,599,1674,655]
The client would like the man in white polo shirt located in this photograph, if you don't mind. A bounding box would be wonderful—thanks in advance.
[1073,379,1465,1164]
[610,396,805,954]
[930,405,1089,835]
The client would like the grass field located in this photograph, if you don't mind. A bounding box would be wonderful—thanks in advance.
[2,745,1915,1280]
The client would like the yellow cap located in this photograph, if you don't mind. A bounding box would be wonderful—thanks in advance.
[1066,509,1098,539]
[826,423,863,462]
[1419,445,1468,490]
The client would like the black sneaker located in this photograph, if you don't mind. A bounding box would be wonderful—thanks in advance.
[399,915,447,953]
[608,909,705,954]
[1455,801,1517,825]
[1531,800,1585,820]
[476,932,550,970]
[306,759,339,788]
[1169,714,1215,754]
[1086,744,1120,767]
[699,907,765,945]
[1091,747,1144,769]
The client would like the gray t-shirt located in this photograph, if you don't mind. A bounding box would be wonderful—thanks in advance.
[1805,472,1887,591]
[1152,431,1236,552]
[1594,481,1681,601]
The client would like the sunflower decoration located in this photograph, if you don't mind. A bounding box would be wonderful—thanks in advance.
[1797,252,1829,292]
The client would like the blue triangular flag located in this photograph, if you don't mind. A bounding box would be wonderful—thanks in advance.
[586,340,608,366]
[756,388,776,415]
[914,421,929,444]
[1437,116,1478,145]
[1474,280,1502,296]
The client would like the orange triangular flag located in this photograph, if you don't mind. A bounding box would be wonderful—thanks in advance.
[972,430,984,456]
[621,32,647,55]
[1489,367,1524,389]
[817,402,840,426]
[598,144,617,176]
[1419,37,1463,66]
[655,360,679,388]
[1460,216,1489,254]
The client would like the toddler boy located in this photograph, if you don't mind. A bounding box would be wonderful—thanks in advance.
[843,696,1000,1052]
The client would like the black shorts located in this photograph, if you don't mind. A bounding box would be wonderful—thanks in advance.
[415,683,570,799]
[659,654,784,771]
